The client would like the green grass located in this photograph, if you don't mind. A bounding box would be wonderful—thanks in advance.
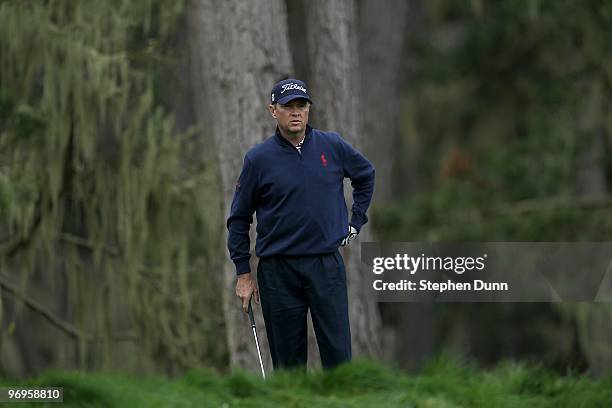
[1,357,610,407]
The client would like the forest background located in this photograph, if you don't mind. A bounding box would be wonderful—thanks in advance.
[0,0,611,381]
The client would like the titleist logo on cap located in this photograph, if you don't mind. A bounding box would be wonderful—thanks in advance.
[281,83,307,94]
[271,78,312,104]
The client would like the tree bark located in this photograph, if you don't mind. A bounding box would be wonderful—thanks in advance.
[188,0,293,372]
[358,0,437,372]
[305,0,382,360]
[358,0,408,204]
[572,81,612,376]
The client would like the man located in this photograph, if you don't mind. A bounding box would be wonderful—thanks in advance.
[226,78,375,370]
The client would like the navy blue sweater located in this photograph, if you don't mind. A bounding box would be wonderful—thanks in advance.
[226,125,375,275]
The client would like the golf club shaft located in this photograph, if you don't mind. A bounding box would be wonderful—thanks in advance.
[248,300,266,379]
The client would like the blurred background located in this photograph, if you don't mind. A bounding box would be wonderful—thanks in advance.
[1,0,611,380]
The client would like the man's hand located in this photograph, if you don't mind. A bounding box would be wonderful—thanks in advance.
[236,272,259,313]
[341,226,359,247]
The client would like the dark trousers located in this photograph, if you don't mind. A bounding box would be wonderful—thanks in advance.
[257,250,351,370]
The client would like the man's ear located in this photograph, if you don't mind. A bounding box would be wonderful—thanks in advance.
[268,104,277,119]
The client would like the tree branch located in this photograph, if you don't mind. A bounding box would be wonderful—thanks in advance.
[499,194,612,216]
[0,275,136,342]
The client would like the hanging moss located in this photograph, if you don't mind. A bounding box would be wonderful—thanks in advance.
[0,0,225,374]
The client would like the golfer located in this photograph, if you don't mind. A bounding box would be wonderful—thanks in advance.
[226,78,375,370]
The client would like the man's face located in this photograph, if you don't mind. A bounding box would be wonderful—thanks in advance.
[269,98,310,135]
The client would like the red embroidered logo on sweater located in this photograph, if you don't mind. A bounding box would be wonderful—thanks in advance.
[321,153,328,167]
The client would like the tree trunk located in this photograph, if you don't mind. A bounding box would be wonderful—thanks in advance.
[305,0,382,360]
[572,81,612,376]
[358,0,436,372]
[188,0,293,372]
[392,0,429,197]
[358,0,408,204]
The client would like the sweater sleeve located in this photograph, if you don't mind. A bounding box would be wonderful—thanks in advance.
[226,155,258,275]
[338,136,375,232]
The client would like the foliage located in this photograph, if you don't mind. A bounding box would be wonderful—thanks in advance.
[401,0,612,201]
[374,181,612,242]
[1,358,611,407]
[0,0,225,373]
[382,0,612,375]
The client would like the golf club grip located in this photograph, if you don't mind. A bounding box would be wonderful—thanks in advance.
[247,299,255,326]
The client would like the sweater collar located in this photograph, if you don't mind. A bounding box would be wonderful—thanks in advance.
[274,125,313,149]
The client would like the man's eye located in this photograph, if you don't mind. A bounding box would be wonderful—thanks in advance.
[280,102,307,109]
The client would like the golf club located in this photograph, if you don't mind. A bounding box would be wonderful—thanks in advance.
[248,299,266,379]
